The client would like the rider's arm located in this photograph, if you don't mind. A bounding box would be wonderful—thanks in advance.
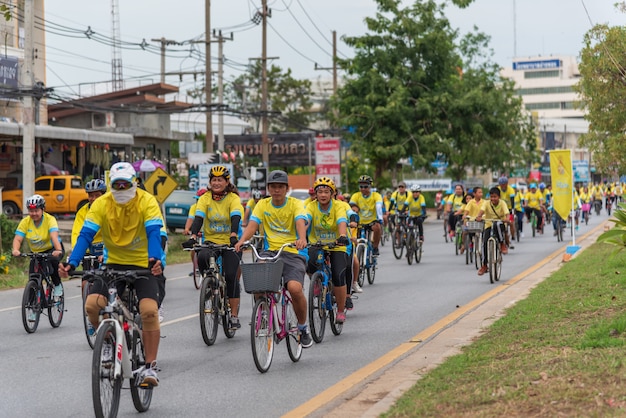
[190,216,204,237]
[375,201,384,222]
[11,234,23,256]
[69,226,97,267]
[145,223,164,264]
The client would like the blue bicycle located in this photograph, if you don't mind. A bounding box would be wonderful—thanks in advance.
[356,223,378,286]
[308,242,344,343]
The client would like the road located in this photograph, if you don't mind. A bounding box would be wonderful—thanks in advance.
[0,211,608,417]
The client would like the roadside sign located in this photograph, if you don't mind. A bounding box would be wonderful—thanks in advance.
[144,167,178,204]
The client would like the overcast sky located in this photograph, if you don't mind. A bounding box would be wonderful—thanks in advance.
[42,0,621,99]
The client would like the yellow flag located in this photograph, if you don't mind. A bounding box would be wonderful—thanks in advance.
[549,150,572,221]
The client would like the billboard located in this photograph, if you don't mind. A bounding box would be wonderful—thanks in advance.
[572,160,589,184]
[223,133,314,166]
[315,137,341,187]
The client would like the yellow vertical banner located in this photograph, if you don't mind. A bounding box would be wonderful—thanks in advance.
[549,149,572,221]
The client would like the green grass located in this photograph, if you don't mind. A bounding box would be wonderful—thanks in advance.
[383,242,626,417]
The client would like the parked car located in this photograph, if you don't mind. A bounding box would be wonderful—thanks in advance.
[163,190,196,233]
[288,188,310,200]
[2,175,89,216]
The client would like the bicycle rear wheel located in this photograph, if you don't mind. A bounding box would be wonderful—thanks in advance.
[251,297,274,373]
[192,255,201,289]
[130,329,153,412]
[92,321,122,418]
[308,272,326,343]
[443,219,449,243]
[367,250,376,285]
[487,239,497,284]
[83,283,96,349]
[329,289,343,336]
[464,233,470,265]
[392,226,404,259]
[21,280,41,334]
[48,282,64,328]
[286,295,302,362]
[406,231,414,265]
[414,238,422,264]
[221,288,236,339]
[199,275,219,346]
[474,234,482,270]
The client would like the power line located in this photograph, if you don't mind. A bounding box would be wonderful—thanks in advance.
[267,20,318,65]
[295,0,348,58]
[279,0,331,58]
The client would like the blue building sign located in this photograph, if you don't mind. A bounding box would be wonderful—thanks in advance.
[0,56,18,89]
[513,59,561,71]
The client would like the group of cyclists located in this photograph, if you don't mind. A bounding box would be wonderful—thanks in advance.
[11,159,621,393]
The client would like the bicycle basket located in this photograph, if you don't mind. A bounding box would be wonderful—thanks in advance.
[241,260,284,293]
[465,221,484,233]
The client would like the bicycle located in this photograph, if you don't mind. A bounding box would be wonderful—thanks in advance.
[380,223,390,247]
[405,216,425,265]
[240,242,302,373]
[465,219,484,266]
[249,234,265,263]
[191,232,203,289]
[356,223,378,286]
[186,242,239,346]
[553,211,567,242]
[593,199,602,216]
[606,196,613,216]
[529,209,538,237]
[20,253,64,334]
[392,214,408,259]
[78,267,155,418]
[77,255,100,349]
[308,242,344,343]
[454,215,463,256]
[482,219,507,284]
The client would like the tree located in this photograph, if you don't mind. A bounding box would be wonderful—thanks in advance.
[334,0,536,182]
[576,22,626,176]
[223,61,314,133]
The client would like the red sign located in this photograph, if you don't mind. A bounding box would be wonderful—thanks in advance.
[315,138,341,187]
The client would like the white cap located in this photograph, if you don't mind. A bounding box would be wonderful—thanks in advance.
[109,162,136,183]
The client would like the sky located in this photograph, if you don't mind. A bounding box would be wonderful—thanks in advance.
[42,0,623,100]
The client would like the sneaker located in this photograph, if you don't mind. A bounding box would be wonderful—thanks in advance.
[229,316,241,330]
[345,297,353,310]
[87,321,96,336]
[500,243,508,255]
[335,311,346,324]
[419,236,424,242]
[477,265,488,276]
[508,244,515,250]
[298,325,313,348]
[352,282,363,293]
[521,232,525,238]
[158,306,164,323]
[372,247,380,257]
[101,342,113,365]
[139,361,159,387]
[53,284,63,298]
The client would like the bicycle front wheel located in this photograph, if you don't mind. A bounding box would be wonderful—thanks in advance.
[415,239,422,264]
[367,250,376,285]
[406,231,414,265]
[92,321,122,418]
[392,226,404,259]
[308,272,326,343]
[192,256,201,290]
[199,276,219,346]
[48,282,64,328]
[356,245,366,287]
[487,239,497,284]
[285,295,302,362]
[130,329,152,412]
[251,297,274,373]
[221,290,236,339]
[21,280,40,334]
[329,289,343,336]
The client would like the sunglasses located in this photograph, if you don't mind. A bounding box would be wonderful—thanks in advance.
[359,185,370,189]
[111,181,132,190]
[398,185,405,188]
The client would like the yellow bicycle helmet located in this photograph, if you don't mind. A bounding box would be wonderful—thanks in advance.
[358,175,373,184]
[209,165,230,181]
[313,176,336,193]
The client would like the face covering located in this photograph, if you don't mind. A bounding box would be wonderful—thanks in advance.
[111,182,137,204]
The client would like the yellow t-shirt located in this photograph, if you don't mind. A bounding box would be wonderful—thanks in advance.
[390,190,410,214]
[446,194,465,212]
[464,198,484,219]
[72,203,103,251]
[305,200,348,253]
[524,190,544,209]
[195,192,244,245]
[406,194,426,217]
[498,185,516,204]
[480,199,509,229]
[187,203,197,220]
[16,212,59,252]
[250,196,307,256]
[349,191,383,224]
[84,189,163,267]
[579,191,590,204]
[513,192,523,212]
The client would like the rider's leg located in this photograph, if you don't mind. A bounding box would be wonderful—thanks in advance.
[224,250,242,318]
[330,252,348,312]
[282,253,308,325]
[372,222,381,250]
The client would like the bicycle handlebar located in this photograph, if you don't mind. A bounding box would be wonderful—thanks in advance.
[76,267,152,285]
[20,252,61,261]
[241,241,294,262]
[183,242,237,253]
[307,241,342,250]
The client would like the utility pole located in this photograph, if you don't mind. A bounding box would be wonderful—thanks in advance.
[261,0,270,167]
[213,30,233,153]
[21,0,35,212]
[151,37,181,83]
[205,0,213,153]
[314,30,339,118]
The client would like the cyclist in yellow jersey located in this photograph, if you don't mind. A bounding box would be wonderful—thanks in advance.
[185,166,244,329]
[497,177,516,248]
[524,183,545,233]
[13,194,65,301]
[462,188,484,253]
[510,184,524,237]
[389,182,410,229]
[72,179,107,262]
[406,184,427,242]
[616,183,623,203]
[475,187,510,276]
[61,162,164,387]
[445,184,465,238]
[234,170,313,348]
[183,188,206,275]
[334,191,359,308]
[305,177,349,323]
[349,175,384,256]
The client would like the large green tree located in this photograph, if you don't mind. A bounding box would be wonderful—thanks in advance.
[334,0,536,181]
[576,23,626,176]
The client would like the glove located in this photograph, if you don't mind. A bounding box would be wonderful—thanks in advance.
[182,238,196,249]
[336,235,349,246]
[230,236,238,247]
[62,262,76,274]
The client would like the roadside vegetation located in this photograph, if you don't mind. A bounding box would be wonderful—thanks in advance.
[383,242,626,417]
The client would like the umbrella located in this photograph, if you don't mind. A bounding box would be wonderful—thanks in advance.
[132,159,166,172]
